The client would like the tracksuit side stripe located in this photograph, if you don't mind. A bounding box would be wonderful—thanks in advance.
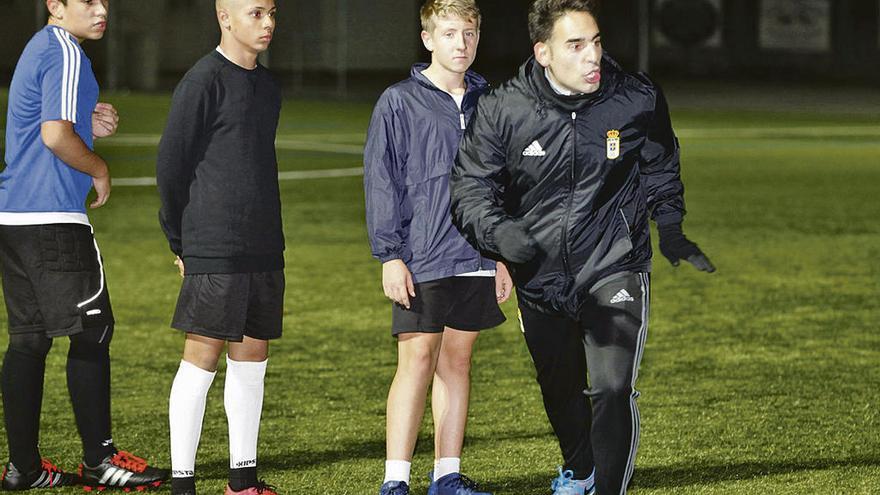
[620,272,650,495]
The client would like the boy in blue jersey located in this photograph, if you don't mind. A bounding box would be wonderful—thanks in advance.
[0,0,167,490]
[364,1,511,494]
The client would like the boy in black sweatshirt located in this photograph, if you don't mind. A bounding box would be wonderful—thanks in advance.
[156,1,282,495]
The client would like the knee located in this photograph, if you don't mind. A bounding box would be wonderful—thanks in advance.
[7,333,53,359]
[438,346,472,376]
[588,379,634,403]
[398,344,439,378]
[68,325,113,359]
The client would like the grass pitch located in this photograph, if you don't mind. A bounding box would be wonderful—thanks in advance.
[0,89,878,494]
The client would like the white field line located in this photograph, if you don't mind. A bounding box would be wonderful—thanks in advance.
[114,167,364,186]
[87,126,880,186]
[676,126,880,139]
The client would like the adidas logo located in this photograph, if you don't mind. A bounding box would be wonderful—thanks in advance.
[610,289,634,304]
[522,140,546,157]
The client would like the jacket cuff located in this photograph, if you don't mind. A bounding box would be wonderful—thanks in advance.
[654,212,683,227]
[379,254,402,263]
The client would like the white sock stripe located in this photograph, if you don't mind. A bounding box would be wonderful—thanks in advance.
[620,273,650,494]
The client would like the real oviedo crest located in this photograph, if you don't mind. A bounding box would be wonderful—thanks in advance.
[606,130,620,160]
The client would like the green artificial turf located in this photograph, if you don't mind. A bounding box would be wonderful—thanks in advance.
[0,89,878,494]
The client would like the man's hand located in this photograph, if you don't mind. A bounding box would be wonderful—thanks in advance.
[495,261,513,303]
[89,172,110,208]
[383,259,416,309]
[92,102,119,139]
[658,223,715,273]
[174,256,185,278]
[495,220,538,264]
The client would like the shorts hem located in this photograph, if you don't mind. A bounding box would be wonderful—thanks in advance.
[170,323,281,343]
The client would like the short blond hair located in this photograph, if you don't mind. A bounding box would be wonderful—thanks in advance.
[420,0,482,33]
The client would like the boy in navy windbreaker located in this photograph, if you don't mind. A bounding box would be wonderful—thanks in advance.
[363,2,511,494]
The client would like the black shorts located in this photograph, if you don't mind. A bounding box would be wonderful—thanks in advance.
[391,276,506,336]
[0,224,114,337]
[171,271,285,342]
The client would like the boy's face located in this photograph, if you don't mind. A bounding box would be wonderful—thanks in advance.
[421,14,480,76]
[534,10,603,94]
[48,0,109,42]
[219,0,277,54]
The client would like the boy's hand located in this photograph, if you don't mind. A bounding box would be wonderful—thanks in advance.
[92,102,119,139]
[174,256,185,278]
[89,172,111,208]
[383,259,415,309]
[495,261,513,303]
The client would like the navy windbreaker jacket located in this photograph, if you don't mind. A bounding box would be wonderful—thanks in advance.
[451,56,685,316]
[364,64,495,283]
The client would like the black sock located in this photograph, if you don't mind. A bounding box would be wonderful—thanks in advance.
[171,476,196,494]
[67,330,114,466]
[2,339,51,472]
[228,467,258,491]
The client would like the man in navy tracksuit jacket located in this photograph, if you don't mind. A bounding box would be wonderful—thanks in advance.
[364,2,511,494]
[450,1,714,494]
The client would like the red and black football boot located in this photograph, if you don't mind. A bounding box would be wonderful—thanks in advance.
[1,458,81,490]
[79,451,168,492]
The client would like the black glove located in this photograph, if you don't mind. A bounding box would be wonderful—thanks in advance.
[658,223,716,273]
[494,220,538,264]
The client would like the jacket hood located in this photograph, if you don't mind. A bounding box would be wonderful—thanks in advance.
[410,63,490,96]
[515,54,623,114]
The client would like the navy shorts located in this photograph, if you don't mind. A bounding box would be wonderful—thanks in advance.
[391,276,506,336]
[0,224,114,337]
[171,271,284,342]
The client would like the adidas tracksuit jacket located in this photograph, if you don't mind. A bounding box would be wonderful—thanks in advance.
[451,55,687,495]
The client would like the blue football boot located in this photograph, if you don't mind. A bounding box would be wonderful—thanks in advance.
[550,467,595,495]
[427,471,491,495]
[378,480,410,495]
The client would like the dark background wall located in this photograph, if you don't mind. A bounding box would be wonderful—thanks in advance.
[1,0,877,95]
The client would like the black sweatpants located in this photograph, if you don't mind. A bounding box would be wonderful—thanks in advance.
[519,272,649,495]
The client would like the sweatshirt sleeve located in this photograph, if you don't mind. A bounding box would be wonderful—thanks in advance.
[363,90,411,263]
[638,81,685,226]
[450,96,514,260]
[156,80,210,256]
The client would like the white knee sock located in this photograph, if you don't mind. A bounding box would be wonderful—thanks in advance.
[384,460,411,484]
[224,356,267,470]
[433,457,461,480]
[169,360,216,478]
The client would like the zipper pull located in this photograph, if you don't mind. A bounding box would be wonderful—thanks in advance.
[571,112,577,120]
[460,113,466,130]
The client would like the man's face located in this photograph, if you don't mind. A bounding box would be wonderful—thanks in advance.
[49,0,109,42]
[421,15,480,76]
[220,0,277,54]
[534,10,603,94]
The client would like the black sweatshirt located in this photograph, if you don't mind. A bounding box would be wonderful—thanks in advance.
[157,50,284,274]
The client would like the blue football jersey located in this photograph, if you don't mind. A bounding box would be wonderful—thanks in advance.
[1,25,99,214]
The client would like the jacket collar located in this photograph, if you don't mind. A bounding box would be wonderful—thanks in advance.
[410,63,489,97]
[522,54,621,113]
